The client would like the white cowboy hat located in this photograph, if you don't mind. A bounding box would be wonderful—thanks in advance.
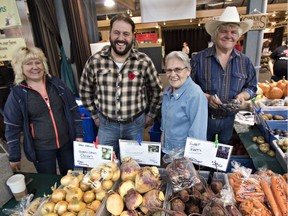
[205,6,253,36]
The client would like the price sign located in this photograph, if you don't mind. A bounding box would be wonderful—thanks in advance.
[184,137,233,171]
[73,141,113,168]
[119,139,161,166]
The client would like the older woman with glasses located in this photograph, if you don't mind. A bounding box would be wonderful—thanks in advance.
[161,51,208,155]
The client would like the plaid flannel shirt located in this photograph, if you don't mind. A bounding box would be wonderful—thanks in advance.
[79,46,163,120]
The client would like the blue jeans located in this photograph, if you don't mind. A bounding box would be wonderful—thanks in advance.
[98,113,145,158]
[33,142,74,175]
[207,115,235,144]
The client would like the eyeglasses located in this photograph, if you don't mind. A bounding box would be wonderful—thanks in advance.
[165,67,187,74]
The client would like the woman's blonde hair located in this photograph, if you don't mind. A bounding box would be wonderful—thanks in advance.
[11,46,51,84]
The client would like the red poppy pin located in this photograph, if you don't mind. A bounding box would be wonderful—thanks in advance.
[128,71,135,80]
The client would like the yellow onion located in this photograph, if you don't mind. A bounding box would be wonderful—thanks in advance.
[106,161,118,172]
[51,188,66,203]
[65,187,83,203]
[61,212,76,216]
[111,168,121,182]
[77,208,95,216]
[76,173,84,182]
[67,198,86,213]
[40,201,56,215]
[79,180,91,192]
[41,213,58,216]
[90,168,101,181]
[60,175,74,187]
[95,190,107,201]
[101,165,113,180]
[54,200,68,215]
[82,190,95,204]
[102,179,113,191]
[67,176,80,188]
[86,200,101,212]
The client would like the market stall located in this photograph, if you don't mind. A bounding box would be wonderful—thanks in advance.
[1,97,287,215]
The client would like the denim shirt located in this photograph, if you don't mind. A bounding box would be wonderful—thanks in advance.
[161,77,208,155]
[191,46,257,116]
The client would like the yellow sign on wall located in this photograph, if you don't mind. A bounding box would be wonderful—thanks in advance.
[0,0,21,29]
[0,37,26,61]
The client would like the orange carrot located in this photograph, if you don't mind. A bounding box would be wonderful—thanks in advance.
[278,175,288,198]
[260,180,282,216]
[229,177,234,188]
[271,175,287,215]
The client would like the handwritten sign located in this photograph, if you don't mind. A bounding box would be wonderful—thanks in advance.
[184,137,233,171]
[0,37,25,61]
[73,141,113,168]
[119,139,161,166]
[0,0,21,29]
[242,14,268,30]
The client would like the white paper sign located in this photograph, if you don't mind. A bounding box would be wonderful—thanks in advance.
[119,139,161,166]
[184,137,233,171]
[73,141,113,168]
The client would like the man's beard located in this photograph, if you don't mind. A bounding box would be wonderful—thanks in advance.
[110,38,133,56]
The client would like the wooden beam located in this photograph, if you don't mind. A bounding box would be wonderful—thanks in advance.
[196,3,287,18]
[135,22,159,30]
[98,20,111,28]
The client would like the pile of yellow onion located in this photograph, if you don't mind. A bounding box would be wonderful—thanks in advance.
[39,161,120,215]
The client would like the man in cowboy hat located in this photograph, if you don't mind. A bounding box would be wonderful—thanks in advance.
[191,6,257,144]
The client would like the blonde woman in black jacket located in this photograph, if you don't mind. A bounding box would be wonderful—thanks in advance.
[4,47,83,175]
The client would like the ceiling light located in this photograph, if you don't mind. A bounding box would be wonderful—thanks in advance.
[104,0,115,7]
[190,19,192,23]
[272,11,276,17]
[106,15,109,20]
[163,21,166,25]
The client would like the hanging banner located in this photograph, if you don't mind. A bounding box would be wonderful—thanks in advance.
[140,0,196,23]
[0,0,21,29]
[0,37,26,61]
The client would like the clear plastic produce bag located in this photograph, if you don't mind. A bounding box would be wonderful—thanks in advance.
[165,155,200,192]
[2,194,34,216]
